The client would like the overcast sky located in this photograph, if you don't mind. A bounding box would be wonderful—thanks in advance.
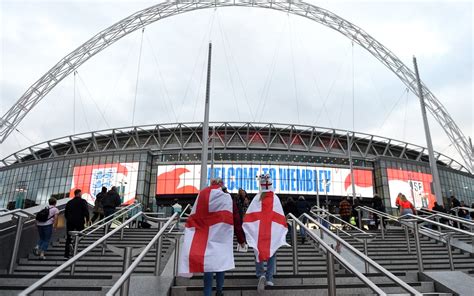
[1,0,472,167]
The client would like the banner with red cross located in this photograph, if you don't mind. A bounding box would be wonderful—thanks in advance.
[243,190,289,262]
[178,185,235,276]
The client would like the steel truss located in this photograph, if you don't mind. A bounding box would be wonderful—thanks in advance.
[0,122,468,173]
[0,0,472,172]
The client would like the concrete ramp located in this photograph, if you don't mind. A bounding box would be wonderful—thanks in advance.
[423,271,474,296]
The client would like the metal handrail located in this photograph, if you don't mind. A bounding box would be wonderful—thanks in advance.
[418,208,474,228]
[302,213,421,295]
[18,212,143,296]
[451,206,474,213]
[289,214,402,296]
[403,214,473,238]
[167,204,191,233]
[106,212,179,296]
[78,203,140,236]
[0,208,36,218]
[311,206,369,234]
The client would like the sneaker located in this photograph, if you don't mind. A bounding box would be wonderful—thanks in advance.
[257,275,266,293]
[39,254,46,260]
[266,281,274,286]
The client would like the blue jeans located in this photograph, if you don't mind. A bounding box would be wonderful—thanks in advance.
[203,272,224,296]
[37,224,53,252]
[299,216,308,237]
[256,254,276,282]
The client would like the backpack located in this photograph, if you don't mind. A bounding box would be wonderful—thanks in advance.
[36,207,50,222]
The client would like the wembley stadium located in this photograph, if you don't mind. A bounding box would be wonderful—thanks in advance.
[1,121,472,213]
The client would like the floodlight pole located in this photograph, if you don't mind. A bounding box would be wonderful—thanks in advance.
[413,56,444,205]
[200,42,212,190]
[347,131,357,203]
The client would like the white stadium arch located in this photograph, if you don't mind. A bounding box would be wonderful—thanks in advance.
[0,0,472,172]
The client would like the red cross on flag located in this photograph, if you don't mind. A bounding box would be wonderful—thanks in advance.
[178,185,235,276]
[243,191,289,262]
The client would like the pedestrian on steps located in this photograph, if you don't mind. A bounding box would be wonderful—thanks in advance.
[34,198,59,260]
[398,194,416,217]
[296,196,310,244]
[102,186,122,219]
[91,186,106,223]
[338,196,352,230]
[64,189,90,259]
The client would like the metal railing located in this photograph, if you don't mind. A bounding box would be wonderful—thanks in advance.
[69,203,143,274]
[418,208,474,231]
[357,206,471,271]
[18,212,143,296]
[106,212,178,296]
[288,213,421,296]
[166,204,191,233]
[311,206,370,234]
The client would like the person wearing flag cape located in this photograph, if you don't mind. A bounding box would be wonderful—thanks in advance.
[243,174,289,292]
[178,178,246,296]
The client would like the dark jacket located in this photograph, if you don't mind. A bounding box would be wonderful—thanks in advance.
[94,192,106,213]
[296,199,310,217]
[372,196,385,212]
[284,200,298,217]
[102,190,121,209]
[65,197,90,226]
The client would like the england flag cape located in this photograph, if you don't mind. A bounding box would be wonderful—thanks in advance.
[178,185,235,277]
[243,191,289,262]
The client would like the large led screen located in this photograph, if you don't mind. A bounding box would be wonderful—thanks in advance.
[70,162,139,206]
[156,164,373,197]
[387,168,435,209]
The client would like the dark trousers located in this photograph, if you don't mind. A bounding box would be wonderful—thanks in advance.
[65,223,85,257]
[103,207,116,219]
[91,212,104,223]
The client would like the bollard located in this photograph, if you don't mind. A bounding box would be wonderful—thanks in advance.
[8,215,26,274]
[363,239,369,273]
[121,246,133,296]
[70,234,80,275]
[326,252,336,296]
[291,219,298,275]
[404,225,411,254]
[445,234,454,271]
[412,221,424,272]
[173,237,181,276]
[154,221,164,276]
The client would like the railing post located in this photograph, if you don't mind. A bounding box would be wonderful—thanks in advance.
[8,215,26,274]
[445,234,454,271]
[120,214,126,240]
[70,234,80,275]
[173,237,181,276]
[404,225,411,254]
[357,209,362,229]
[154,221,163,276]
[291,219,298,275]
[435,216,442,232]
[454,209,460,229]
[363,239,369,273]
[380,216,385,240]
[326,252,336,296]
[412,221,424,272]
[102,223,109,255]
[120,246,133,296]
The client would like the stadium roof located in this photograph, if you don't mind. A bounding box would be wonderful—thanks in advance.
[0,122,469,173]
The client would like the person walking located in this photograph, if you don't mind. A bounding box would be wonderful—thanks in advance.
[371,194,386,229]
[296,196,311,244]
[243,174,288,292]
[398,194,416,217]
[283,196,298,241]
[102,186,122,218]
[338,196,352,229]
[34,198,59,260]
[91,186,106,223]
[235,188,249,220]
[178,178,245,296]
[64,189,90,258]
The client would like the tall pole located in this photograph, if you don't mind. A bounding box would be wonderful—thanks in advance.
[210,126,216,179]
[200,43,212,189]
[413,56,443,205]
[347,131,357,203]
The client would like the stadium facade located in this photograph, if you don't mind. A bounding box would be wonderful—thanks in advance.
[0,122,473,212]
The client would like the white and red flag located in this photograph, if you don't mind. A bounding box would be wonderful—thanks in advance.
[178,184,235,276]
[243,178,289,262]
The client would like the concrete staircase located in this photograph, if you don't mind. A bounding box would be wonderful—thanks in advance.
[0,227,174,295]
[340,228,474,273]
[170,236,453,295]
